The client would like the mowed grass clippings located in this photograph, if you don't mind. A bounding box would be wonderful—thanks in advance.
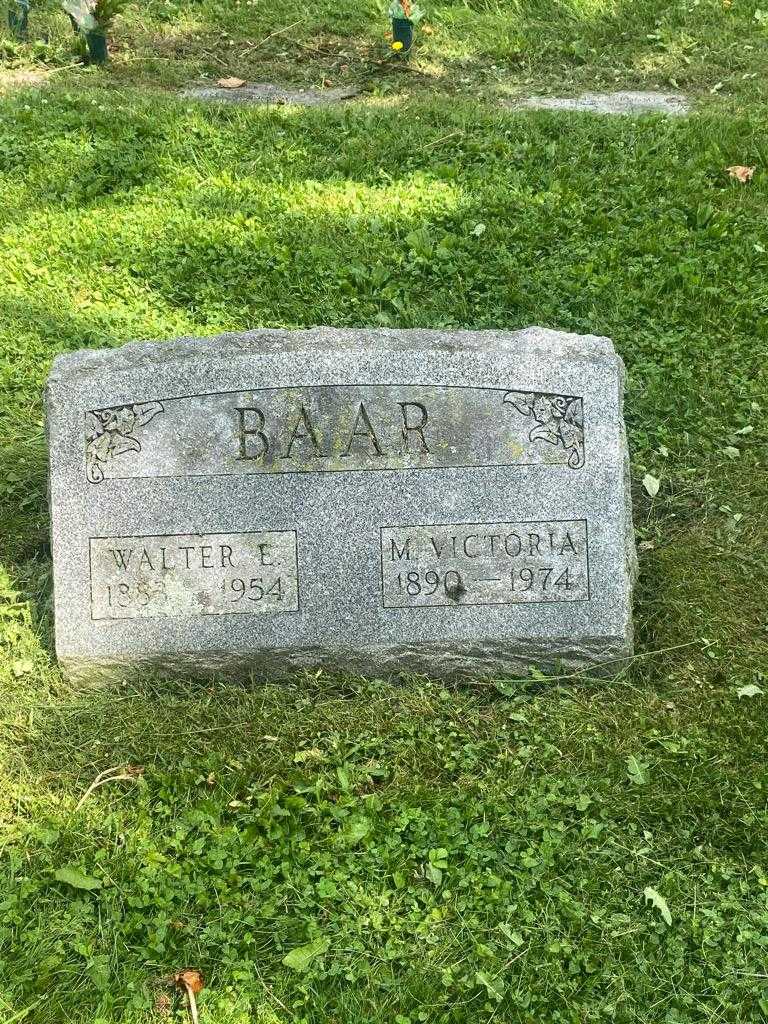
[0,88,766,1022]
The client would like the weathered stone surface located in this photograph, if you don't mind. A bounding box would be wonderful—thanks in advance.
[182,83,359,106]
[45,328,636,683]
[508,91,690,116]
[0,69,50,93]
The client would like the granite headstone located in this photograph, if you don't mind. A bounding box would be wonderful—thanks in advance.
[45,328,636,681]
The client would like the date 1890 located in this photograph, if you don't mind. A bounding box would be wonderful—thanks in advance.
[380,520,589,608]
[90,530,299,620]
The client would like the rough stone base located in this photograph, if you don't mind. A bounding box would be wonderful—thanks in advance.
[60,633,635,686]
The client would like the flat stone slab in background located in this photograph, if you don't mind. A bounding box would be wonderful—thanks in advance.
[182,83,359,106]
[0,69,49,93]
[46,327,636,683]
[509,91,690,116]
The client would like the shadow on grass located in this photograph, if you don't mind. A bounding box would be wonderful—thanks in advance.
[0,92,765,787]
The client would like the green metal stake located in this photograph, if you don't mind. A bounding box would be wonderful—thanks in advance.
[8,0,30,39]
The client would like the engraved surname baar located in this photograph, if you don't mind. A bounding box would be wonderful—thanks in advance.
[84,385,586,482]
[381,520,589,609]
[89,531,299,620]
[236,399,430,463]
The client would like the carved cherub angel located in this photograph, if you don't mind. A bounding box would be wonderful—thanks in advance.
[86,402,163,482]
[504,391,585,469]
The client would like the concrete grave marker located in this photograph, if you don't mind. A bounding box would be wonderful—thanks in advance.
[507,91,690,116]
[46,328,636,681]
[182,83,359,106]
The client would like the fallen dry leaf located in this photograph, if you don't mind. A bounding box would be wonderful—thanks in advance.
[174,969,205,1024]
[642,473,660,498]
[217,76,246,89]
[175,969,205,994]
[726,165,756,183]
[422,23,434,34]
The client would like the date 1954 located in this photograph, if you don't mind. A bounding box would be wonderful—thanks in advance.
[90,531,299,620]
[221,576,287,603]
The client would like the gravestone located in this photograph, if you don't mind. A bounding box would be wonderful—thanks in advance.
[45,327,636,682]
[182,83,359,107]
[508,91,690,116]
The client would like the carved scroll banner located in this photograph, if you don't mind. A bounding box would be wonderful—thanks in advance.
[46,327,636,682]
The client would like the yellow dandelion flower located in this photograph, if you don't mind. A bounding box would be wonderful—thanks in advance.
[392,40,404,51]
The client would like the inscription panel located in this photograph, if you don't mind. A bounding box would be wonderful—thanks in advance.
[85,385,585,483]
[89,531,299,620]
[380,520,589,608]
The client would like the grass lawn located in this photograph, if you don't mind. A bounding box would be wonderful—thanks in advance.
[1,1,768,1022]
[2,0,768,106]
